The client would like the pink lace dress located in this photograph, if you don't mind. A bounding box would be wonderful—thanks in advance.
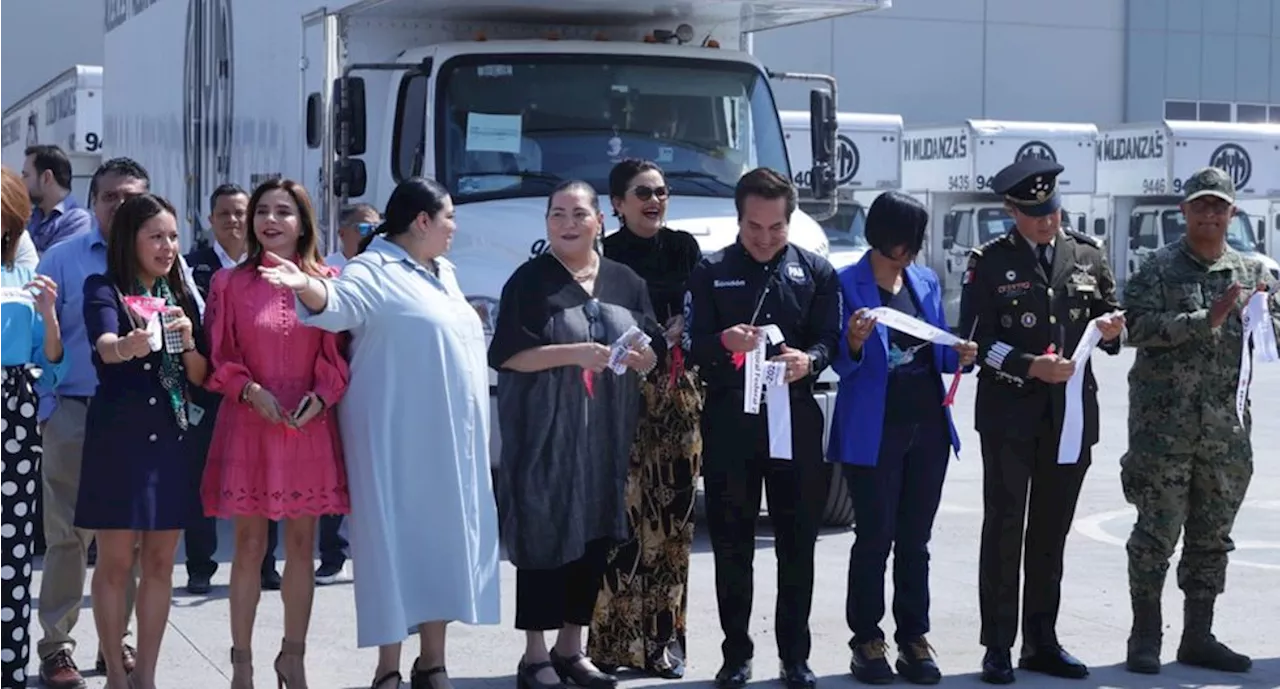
[200,265,351,519]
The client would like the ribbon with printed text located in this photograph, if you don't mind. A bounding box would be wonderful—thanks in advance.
[1236,290,1279,427]
[743,324,792,460]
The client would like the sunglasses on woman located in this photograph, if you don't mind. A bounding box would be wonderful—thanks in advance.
[631,185,670,201]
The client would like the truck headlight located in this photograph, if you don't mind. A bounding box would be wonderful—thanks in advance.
[468,296,500,338]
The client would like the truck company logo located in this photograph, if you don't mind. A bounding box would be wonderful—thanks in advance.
[903,134,967,161]
[1098,132,1165,161]
[1209,143,1251,190]
[835,134,860,185]
[44,86,77,126]
[183,0,235,237]
[1015,140,1057,163]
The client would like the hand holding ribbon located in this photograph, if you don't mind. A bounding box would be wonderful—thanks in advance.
[1235,286,1278,427]
[743,324,792,460]
[1057,310,1124,465]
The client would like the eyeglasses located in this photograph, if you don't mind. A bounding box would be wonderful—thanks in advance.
[631,185,669,201]
[584,298,605,343]
[356,222,377,236]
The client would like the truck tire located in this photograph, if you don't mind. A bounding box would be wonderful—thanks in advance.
[822,462,856,528]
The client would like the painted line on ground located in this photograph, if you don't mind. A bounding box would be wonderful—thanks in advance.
[1072,503,1280,571]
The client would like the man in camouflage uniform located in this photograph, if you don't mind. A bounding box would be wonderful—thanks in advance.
[1120,167,1280,675]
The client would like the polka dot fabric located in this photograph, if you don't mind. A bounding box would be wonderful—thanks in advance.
[1,366,40,686]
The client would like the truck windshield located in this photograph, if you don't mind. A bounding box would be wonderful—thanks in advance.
[801,199,867,248]
[977,207,1014,243]
[1160,209,1258,253]
[435,54,788,203]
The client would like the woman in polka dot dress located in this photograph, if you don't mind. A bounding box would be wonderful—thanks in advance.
[0,166,67,686]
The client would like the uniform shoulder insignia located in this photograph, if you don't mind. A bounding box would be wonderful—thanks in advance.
[1065,230,1100,248]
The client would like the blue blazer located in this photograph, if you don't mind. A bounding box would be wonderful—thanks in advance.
[827,255,968,467]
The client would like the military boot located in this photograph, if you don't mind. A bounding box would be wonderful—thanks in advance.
[1175,596,1252,673]
[1124,598,1162,674]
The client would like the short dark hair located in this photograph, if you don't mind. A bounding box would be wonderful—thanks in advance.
[865,191,928,256]
[734,167,796,222]
[546,180,600,215]
[89,157,150,205]
[340,203,379,228]
[209,183,247,209]
[24,144,73,190]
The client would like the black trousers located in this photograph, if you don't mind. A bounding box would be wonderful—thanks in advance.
[515,538,612,631]
[845,414,951,646]
[978,416,1089,652]
[702,391,827,665]
[183,407,279,578]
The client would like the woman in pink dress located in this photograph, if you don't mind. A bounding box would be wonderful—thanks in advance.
[201,178,350,689]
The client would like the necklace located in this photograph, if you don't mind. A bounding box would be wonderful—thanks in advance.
[551,250,598,282]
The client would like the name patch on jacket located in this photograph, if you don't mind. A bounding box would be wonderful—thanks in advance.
[714,279,745,289]
[784,263,807,284]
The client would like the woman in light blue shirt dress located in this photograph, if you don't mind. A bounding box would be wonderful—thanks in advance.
[259,177,500,689]
[1,166,67,687]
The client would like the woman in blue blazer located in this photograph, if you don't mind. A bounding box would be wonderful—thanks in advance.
[827,191,977,685]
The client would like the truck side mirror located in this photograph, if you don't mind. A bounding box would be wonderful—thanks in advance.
[305,93,323,149]
[1256,219,1266,252]
[808,88,837,200]
[334,158,367,197]
[333,76,368,156]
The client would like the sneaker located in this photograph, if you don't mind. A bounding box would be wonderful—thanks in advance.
[315,561,345,585]
[186,573,213,595]
[896,637,942,685]
[850,639,894,685]
[39,649,87,689]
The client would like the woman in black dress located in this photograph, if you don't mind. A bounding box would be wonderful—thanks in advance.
[588,160,704,678]
[489,180,663,689]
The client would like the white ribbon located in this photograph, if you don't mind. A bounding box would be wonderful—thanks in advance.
[865,306,964,346]
[0,286,34,305]
[744,324,792,460]
[1056,312,1122,465]
[607,325,652,375]
[1236,291,1278,427]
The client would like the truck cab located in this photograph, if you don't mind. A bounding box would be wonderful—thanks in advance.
[1128,202,1280,281]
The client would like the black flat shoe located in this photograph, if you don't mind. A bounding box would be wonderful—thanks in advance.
[714,659,752,689]
[372,670,403,689]
[549,651,617,689]
[780,660,817,689]
[980,647,1015,685]
[1018,646,1088,679]
[518,660,566,689]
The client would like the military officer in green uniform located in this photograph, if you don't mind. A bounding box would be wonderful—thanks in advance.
[1120,167,1279,675]
[958,158,1126,684]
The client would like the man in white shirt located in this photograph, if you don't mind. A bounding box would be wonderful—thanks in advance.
[324,203,381,270]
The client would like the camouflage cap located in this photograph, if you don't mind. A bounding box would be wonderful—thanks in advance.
[1182,166,1235,204]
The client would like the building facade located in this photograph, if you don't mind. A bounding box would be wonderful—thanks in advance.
[755,0,1280,126]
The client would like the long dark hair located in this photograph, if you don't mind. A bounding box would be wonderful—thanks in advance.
[105,193,195,312]
[358,177,450,254]
[242,178,324,276]
[607,158,664,223]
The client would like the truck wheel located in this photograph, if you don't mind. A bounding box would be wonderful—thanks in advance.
[822,462,856,528]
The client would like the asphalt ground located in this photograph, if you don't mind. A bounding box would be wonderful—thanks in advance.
[25,348,1280,687]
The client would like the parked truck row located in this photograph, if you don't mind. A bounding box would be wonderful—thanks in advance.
[781,114,1280,327]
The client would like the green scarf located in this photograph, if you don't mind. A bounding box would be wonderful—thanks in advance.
[134,277,189,431]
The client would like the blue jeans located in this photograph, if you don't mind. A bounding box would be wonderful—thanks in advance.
[844,414,950,646]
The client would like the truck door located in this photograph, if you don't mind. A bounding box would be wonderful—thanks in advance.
[942,209,974,289]
[301,12,338,249]
[1127,211,1158,276]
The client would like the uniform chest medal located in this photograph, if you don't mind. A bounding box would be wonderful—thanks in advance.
[1021,312,1037,328]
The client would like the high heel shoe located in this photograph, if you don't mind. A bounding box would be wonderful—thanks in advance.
[372,669,403,689]
[273,639,308,689]
[231,647,255,689]
[410,661,447,689]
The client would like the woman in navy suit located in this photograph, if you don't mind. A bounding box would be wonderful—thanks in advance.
[828,192,977,685]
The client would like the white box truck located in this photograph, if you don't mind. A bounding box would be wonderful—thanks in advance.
[780,110,903,271]
[900,119,1103,328]
[103,0,893,526]
[1,65,105,203]
[1095,121,1280,290]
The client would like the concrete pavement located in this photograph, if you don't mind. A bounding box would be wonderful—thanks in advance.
[26,348,1280,688]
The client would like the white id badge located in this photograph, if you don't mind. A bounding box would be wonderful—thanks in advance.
[187,402,206,426]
